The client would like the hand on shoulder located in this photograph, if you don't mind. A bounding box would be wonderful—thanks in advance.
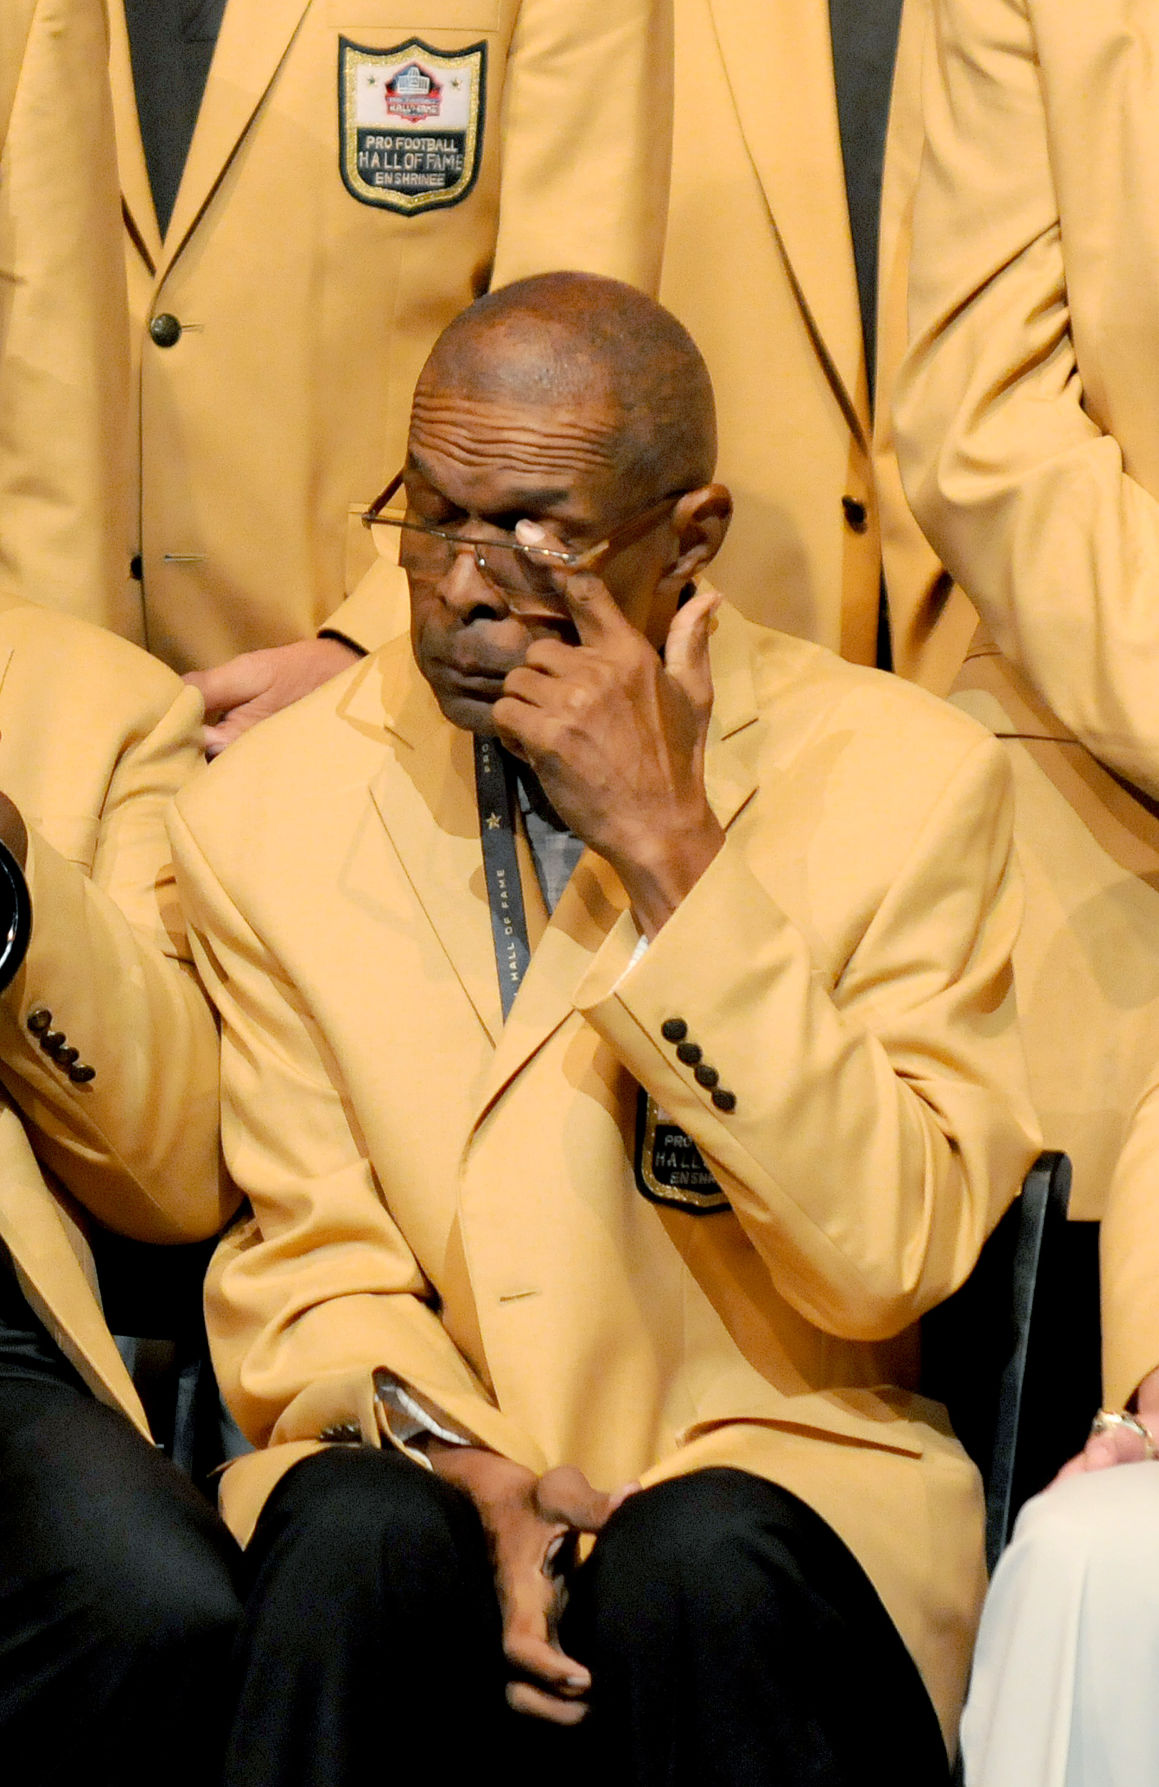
[185,636,362,757]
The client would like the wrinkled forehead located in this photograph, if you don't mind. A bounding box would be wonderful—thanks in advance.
[407,383,629,511]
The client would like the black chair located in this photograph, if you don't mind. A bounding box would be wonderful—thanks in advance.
[921,1150,1102,1571]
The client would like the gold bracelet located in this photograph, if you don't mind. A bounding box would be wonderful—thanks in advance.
[1090,1408,1158,1459]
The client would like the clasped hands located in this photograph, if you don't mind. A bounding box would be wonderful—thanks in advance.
[492,524,725,939]
[185,636,362,757]
[426,1442,636,1724]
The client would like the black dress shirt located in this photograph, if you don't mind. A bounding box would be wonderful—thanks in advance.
[827,0,905,400]
[123,0,229,236]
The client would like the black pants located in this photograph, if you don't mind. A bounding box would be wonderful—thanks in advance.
[226,1447,951,1786]
[0,1373,243,1787]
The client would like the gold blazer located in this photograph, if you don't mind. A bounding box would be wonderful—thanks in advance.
[171,602,1039,1739]
[108,0,675,670]
[897,0,1159,800]
[660,0,976,687]
[897,0,1159,1345]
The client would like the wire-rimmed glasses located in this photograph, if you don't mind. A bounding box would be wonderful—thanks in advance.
[361,469,686,604]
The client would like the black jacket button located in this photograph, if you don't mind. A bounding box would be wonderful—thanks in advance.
[52,1045,80,1068]
[660,1018,688,1044]
[149,313,182,347]
[68,1063,95,1084]
[711,1088,737,1113]
[842,495,869,533]
[26,1008,51,1034]
[40,1030,65,1054]
[676,1041,703,1066]
[694,1063,719,1089]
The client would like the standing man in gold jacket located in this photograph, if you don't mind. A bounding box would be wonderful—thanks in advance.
[660,0,976,689]
[108,0,673,747]
[894,6,1159,1775]
[895,0,1159,1229]
[0,0,133,636]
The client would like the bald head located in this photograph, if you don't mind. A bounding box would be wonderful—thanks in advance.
[414,272,717,504]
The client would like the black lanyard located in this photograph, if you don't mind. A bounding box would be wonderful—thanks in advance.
[474,737,532,1020]
[474,741,727,1214]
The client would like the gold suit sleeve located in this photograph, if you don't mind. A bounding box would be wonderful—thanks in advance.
[578,730,1041,1342]
[896,0,1159,798]
[0,0,135,637]
[0,682,231,1241]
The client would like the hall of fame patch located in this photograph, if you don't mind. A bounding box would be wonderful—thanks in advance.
[338,38,486,213]
[634,1092,730,1215]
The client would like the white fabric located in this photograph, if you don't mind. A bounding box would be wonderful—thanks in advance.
[375,1379,469,1449]
[962,1464,1159,1786]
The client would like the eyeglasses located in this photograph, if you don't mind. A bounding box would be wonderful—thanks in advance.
[361,469,686,603]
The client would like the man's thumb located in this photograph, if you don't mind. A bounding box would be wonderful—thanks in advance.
[535,1465,616,1533]
[664,587,720,715]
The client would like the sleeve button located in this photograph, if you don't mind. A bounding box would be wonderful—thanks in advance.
[711,1089,737,1113]
[52,1045,80,1068]
[660,1018,688,1044]
[40,1030,65,1054]
[319,1421,362,1443]
[676,1041,703,1065]
[68,1064,95,1084]
[26,1008,51,1034]
[694,1063,719,1089]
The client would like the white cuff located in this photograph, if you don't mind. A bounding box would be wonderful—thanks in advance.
[611,929,649,990]
[374,1376,471,1448]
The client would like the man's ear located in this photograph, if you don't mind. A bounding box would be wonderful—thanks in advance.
[659,485,733,591]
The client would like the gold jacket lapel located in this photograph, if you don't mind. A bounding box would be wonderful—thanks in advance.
[707,0,867,440]
[0,1112,149,1433]
[359,645,506,1045]
[159,0,310,277]
[702,601,761,825]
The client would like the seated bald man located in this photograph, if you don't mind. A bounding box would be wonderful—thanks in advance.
[171,272,1039,1785]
